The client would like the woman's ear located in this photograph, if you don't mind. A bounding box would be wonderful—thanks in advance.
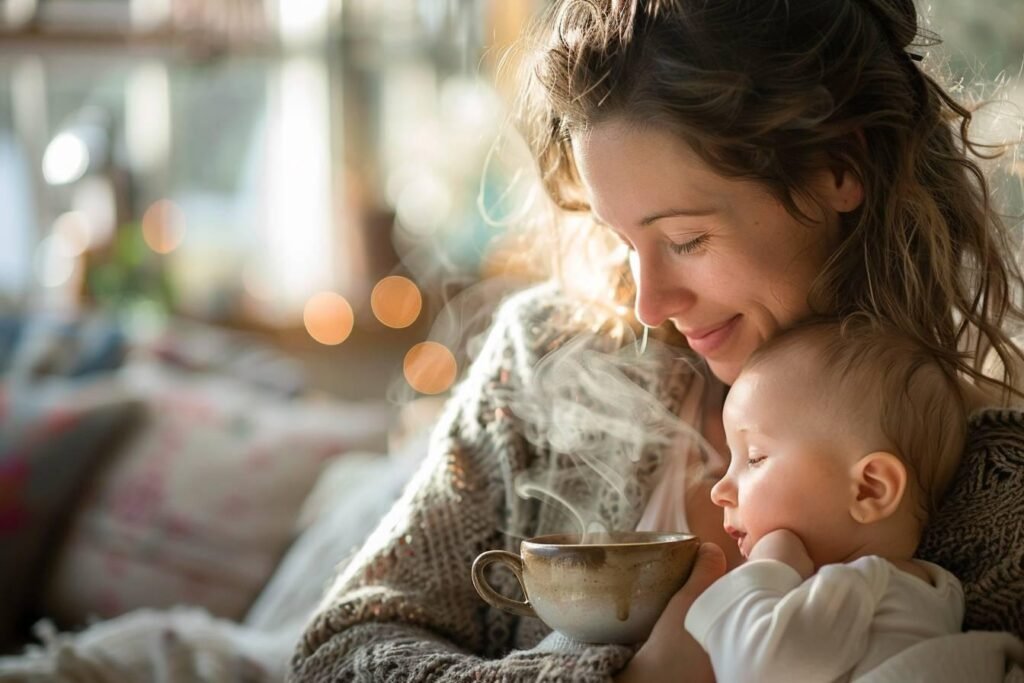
[848,452,907,524]
[814,166,865,214]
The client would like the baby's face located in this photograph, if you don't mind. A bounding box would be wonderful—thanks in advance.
[711,357,864,567]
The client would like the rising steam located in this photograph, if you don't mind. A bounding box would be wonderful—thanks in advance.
[507,330,713,539]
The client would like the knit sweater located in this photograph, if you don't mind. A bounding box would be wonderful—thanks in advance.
[290,283,1024,682]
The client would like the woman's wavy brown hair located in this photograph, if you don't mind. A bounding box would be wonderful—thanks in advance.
[514,0,1024,401]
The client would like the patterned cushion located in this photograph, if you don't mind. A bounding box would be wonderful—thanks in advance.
[0,387,142,651]
[918,409,1024,638]
[41,363,393,628]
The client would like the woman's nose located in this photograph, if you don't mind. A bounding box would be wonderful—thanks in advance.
[710,475,735,508]
[630,249,694,328]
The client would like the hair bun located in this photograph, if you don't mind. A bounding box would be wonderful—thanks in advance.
[861,0,918,50]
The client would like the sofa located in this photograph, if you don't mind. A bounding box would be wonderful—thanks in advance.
[0,311,432,681]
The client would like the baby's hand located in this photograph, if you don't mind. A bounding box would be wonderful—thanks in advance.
[747,529,814,580]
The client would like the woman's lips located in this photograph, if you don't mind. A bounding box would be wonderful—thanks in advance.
[684,315,741,356]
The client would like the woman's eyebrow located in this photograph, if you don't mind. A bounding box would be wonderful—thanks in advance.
[592,206,718,230]
[640,207,718,226]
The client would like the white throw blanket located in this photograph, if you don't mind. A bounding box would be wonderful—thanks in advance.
[856,631,1024,683]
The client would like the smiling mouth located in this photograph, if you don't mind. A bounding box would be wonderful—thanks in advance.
[681,315,741,357]
[683,317,736,340]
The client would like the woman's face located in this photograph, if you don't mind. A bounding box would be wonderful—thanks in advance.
[571,121,858,383]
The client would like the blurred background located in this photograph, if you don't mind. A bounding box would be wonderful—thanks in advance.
[0,0,547,406]
[0,0,1021,677]
[0,0,1021,403]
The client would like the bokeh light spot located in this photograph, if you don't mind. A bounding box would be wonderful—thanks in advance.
[142,199,186,254]
[34,235,76,288]
[395,173,452,236]
[52,211,92,256]
[403,342,457,395]
[42,132,89,185]
[304,292,354,345]
[371,276,422,329]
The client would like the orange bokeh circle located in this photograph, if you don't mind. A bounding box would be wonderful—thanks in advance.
[403,341,457,395]
[141,199,186,254]
[303,292,355,345]
[371,275,422,329]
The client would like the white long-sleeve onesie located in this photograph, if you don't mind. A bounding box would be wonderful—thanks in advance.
[684,555,964,683]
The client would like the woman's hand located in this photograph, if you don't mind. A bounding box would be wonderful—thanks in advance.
[747,529,814,580]
[614,542,727,683]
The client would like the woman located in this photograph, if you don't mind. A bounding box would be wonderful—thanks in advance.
[290,0,1024,680]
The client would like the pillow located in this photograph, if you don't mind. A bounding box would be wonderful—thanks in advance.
[41,362,393,627]
[0,384,142,651]
[0,312,126,380]
[244,452,417,633]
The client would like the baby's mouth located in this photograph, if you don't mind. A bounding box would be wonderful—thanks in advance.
[724,525,747,555]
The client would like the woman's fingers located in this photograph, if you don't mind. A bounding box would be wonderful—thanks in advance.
[651,542,727,631]
[677,542,727,605]
[614,543,725,683]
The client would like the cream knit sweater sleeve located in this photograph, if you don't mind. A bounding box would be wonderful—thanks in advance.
[288,285,639,682]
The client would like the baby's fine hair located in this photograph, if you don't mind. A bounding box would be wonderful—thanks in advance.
[746,316,968,520]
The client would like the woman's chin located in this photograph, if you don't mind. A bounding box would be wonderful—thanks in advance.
[705,357,742,386]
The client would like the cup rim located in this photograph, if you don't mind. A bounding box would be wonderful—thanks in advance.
[523,531,698,549]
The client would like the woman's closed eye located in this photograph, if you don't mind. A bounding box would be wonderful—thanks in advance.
[668,233,709,255]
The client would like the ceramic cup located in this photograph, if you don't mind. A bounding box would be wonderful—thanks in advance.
[471,530,700,645]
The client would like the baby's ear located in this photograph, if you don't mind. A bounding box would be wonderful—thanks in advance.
[848,452,907,524]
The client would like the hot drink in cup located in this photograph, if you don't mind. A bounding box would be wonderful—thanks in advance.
[471,531,699,645]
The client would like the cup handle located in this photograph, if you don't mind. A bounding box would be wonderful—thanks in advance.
[471,550,537,618]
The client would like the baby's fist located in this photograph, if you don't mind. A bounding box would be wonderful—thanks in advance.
[748,529,814,579]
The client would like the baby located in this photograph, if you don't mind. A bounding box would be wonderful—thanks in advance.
[684,317,968,682]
